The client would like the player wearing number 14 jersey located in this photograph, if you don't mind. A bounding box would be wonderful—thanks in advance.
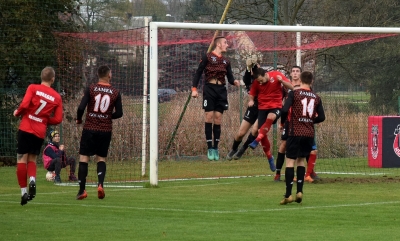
[279,71,325,205]
[75,65,123,200]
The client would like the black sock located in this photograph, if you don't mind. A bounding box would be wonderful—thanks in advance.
[213,124,221,149]
[97,161,106,187]
[232,139,242,151]
[285,167,294,198]
[241,134,255,152]
[78,162,88,193]
[275,152,285,175]
[296,166,306,194]
[205,122,213,149]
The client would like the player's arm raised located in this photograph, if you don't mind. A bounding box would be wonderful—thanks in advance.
[277,74,294,90]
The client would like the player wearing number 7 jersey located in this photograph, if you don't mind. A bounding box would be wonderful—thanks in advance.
[14,66,63,205]
[279,71,325,205]
[75,65,123,200]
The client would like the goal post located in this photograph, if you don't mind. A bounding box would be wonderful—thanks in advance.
[149,22,400,186]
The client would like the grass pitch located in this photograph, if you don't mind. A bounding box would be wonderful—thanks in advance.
[1,165,400,241]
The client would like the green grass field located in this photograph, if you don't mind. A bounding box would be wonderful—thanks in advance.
[2,164,400,241]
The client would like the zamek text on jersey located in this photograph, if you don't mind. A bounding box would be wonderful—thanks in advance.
[299,91,316,98]
[94,87,113,94]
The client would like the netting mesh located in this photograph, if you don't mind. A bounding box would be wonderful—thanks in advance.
[53,27,400,182]
[1,0,400,183]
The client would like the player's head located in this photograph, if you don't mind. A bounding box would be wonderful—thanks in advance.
[48,130,60,142]
[300,71,313,85]
[213,36,228,52]
[290,66,302,83]
[41,66,55,83]
[253,67,269,84]
[98,65,112,81]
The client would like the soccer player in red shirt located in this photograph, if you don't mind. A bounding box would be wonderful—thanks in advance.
[13,66,63,205]
[75,65,123,200]
[248,68,293,171]
[192,36,240,161]
[279,71,325,205]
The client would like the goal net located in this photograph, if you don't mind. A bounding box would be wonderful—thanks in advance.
[56,23,400,186]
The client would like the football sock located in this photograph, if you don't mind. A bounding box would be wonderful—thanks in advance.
[296,166,306,193]
[27,161,36,180]
[306,153,317,176]
[78,162,88,193]
[17,163,27,188]
[242,134,255,152]
[232,139,242,151]
[213,124,221,149]
[205,122,213,149]
[256,119,273,142]
[260,136,272,159]
[285,167,295,198]
[21,188,27,196]
[97,161,106,187]
[276,152,285,175]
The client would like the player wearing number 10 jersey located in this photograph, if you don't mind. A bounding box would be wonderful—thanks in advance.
[279,71,325,205]
[75,65,123,200]
[14,66,63,205]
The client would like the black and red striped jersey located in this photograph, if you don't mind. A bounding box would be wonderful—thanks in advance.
[281,88,325,137]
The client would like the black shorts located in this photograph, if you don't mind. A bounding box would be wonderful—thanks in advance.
[242,105,258,125]
[285,136,314,159]
[17,130,44,155]
[257,108,281,129]
[281,121,289,141]
[79,129,112,158]
[202,83,228,113]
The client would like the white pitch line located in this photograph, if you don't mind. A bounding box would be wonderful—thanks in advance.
[0,182,239,198]
[0,200,399,214]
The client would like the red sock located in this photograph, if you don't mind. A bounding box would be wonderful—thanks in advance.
[256,119,273,142]
[306,153,317,177]
[27,161,37,179]
[260,136,272,159]
[17,163,27,188]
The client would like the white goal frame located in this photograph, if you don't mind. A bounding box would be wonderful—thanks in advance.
[148,22,400,186]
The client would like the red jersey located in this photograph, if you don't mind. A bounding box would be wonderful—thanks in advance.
[249,71,290,110]
[15,84,63,139]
